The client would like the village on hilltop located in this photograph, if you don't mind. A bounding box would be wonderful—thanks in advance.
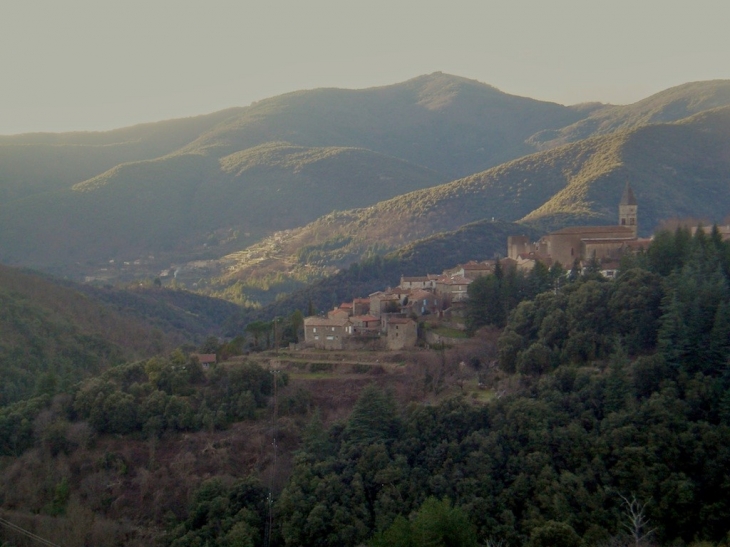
[301,183,730,351]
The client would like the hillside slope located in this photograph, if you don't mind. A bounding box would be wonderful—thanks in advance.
[529,79,730,149]
[280,104,730,248]
[523,106,730,230]
[179,72,583,177]
[0,265,159,406]
[201,105,730,308]
[0,143,443,270]
[0,73,582,276]
[0,264,240,405]
[3,75,730,288]
[0,108,242,204]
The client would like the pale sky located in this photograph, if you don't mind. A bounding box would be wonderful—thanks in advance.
[2,0,729,135]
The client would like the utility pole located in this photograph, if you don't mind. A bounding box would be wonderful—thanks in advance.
[265,364,281,547]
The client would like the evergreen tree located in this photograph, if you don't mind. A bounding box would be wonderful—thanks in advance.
[345,384,399,446]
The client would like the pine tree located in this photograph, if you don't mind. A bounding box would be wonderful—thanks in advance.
[345,384,399,446]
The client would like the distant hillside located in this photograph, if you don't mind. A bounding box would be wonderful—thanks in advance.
[0,143,443,270]
[204,104,730,308]
[179,72,583,177]
[0,265,155,406]
[73,283,242,342]
[528,79,730,149]
[3,74,730,287]
[0,73,583,276]
[285,105,730,244]
[0,109,242,205]
[0,264,240,406]
[523,106,730,231]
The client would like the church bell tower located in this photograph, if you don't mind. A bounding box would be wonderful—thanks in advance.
[619,181,638,237]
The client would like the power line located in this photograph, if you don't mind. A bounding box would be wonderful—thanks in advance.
[0,516,61,547]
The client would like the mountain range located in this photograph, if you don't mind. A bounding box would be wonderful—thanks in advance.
[2,72,730,309]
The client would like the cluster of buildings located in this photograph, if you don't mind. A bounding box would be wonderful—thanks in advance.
[302,182,730,351]
[302,263,503,350]
[303,184,646,351]
[507,183,651,278]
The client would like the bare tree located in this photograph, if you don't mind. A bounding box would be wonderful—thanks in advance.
[619,494,656,547]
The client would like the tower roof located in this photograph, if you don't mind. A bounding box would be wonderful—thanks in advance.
[620,182,637,206]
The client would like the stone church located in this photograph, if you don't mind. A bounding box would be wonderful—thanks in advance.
[508,183,649,267]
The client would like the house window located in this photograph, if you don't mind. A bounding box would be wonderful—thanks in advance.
[326,336,334,340]
[313,327,317,333]
[314,335,319,340]
[630,218,635,225]
[621,219,626,225]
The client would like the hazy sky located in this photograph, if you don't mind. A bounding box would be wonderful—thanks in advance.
[2,0,729,135]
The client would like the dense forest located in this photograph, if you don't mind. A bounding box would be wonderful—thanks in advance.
[2,226,730,546]
[258,227,730,546]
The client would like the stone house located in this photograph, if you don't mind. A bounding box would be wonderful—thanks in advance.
[537,225,637,267]
[191,353,216,369]
[515,252,552,271]
[399,275,437,290]
[347,314,381,335]
[352,297,371,316]
[370,292,401,316]
[304,316,349,350]
[403,289,440,316]
[385,317,418,350]
[327,306,351,320]
[435,275,472,304]
[445,261,494,279]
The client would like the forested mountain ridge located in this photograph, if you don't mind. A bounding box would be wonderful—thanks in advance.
[0,73,581,276]
[0,108,243,205]
[176,72,583,177]
[0,264,157,407]
[523,105,730,230]
[2,75,730,299]
[528,78,730,149]
[0,264,239,406]
[206,104,730,309]
[0,143,443,270]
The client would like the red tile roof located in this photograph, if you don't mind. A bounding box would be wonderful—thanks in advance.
[351,315,380,322]
[305,316,349,327]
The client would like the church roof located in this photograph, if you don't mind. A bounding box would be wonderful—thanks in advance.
[549,225,635,236]
[621,182,637,206]
[581,237,638,244]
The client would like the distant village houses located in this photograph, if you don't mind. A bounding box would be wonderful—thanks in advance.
[301,263,498,349]
[301,182,729,351]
